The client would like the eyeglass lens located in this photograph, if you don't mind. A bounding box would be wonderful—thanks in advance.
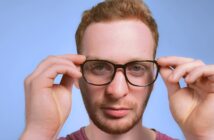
[82,60,158,87]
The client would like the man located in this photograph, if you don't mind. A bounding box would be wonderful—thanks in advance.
[20,0,214,140]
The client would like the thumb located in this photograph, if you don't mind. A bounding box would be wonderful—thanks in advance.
[159,67,181,97]
[60,75,74,90]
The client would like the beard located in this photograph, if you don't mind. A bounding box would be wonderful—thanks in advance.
[89,101,143,134]
[80,91,151,134]
[79,77,153,135]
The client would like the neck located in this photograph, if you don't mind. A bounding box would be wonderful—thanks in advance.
[84,120,156,140]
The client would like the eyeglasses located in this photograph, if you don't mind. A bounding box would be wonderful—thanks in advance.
[81,60,159,87]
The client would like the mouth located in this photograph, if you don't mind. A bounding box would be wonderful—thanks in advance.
[101,107,131,119]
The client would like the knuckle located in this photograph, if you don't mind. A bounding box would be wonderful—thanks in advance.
[46,55,56,61]
[30,77,40,87]
[41,55,58,65]
[24,74,33,86]
[24,74,35,92]
[195,59,205,65]
[24,73,41,89]
[47,55,56,59]
[27,76,43,91]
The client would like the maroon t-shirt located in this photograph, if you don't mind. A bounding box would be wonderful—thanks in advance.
[58,127,177,140]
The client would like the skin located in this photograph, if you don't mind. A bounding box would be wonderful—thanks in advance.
[158,57,214,139]
[78,20,156,140]
[20,19,214,140]
[21,54,86,140]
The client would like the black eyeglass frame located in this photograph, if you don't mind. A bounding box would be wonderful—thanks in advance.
[80,60,159,87]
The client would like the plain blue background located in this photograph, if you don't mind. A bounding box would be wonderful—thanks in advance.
[0,0,214,139]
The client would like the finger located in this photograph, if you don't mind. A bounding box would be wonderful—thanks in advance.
[58,54,86,65]
[158,56,194,67]
[52,84,72,123]
[208,75,214,81]
[30,54,85,80]
[36,64,82,89]
[60,75,74,90]
[168,60,205,83]
[186,65,214,83]
[159,67,181,97]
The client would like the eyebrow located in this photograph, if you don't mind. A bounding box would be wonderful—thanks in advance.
[85,56,155,64]
[86,56,101,60]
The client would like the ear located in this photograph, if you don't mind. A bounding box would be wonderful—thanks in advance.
[74,79,80,89]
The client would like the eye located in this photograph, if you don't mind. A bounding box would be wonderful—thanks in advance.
[129,64,146,71]
[127,63,147,76]
[131,65,145,71]
[86,61,113,75]
[92,63,106,70]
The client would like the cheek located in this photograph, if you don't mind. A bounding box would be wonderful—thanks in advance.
[132,86,153,111]
[79,78,105,106]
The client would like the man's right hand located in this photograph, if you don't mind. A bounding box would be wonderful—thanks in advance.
[20,54,86,140]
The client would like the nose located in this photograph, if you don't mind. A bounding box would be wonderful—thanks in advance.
[105,70,129,99]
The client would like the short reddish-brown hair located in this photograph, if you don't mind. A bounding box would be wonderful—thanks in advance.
[75,0,159,56]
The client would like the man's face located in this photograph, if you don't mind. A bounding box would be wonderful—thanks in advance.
[79,20,155,134]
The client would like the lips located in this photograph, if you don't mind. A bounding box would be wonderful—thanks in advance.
[102,107,131,118]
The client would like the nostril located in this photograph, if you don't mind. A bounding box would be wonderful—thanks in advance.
[105,72,129,99]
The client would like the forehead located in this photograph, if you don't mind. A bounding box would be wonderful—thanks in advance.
[81,20,155,63]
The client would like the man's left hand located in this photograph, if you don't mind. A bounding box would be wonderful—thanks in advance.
[158,56,214,140]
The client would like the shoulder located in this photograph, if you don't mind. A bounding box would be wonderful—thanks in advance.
[58,127,88,140]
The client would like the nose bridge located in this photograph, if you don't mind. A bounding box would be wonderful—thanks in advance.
[113,64,127,79]
[115,64,126,70]
[106,68,129,99]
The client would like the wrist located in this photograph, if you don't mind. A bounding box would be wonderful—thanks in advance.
[186,136,214,140]
[20,126,58,140]
[184,132,214,140]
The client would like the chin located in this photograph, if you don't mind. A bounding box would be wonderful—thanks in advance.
[90,111,143,135]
